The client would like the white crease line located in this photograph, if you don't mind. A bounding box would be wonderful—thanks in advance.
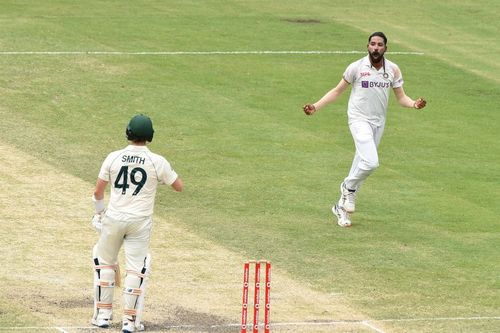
[55,328,69,333]
[0,327,96,331]
[378,316,500,322]
[2,316,498,331]
[362,321,387,333]
[0,50,425,56]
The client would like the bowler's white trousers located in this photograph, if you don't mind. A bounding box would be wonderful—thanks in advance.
[343,120,385,191]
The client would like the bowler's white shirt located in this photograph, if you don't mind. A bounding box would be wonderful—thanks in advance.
[343,55,404,126]
[98,145,178,221]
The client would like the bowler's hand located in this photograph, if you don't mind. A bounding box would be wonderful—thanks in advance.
[414,98,427,109]
[303,104,316,115]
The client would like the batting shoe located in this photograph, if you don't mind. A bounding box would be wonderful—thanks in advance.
[122,319,144,333]
[332,204,352,227]
[339,182,356,213]
[91,317,111,328]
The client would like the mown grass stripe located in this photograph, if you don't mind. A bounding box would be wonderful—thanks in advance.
[0,50,424,55]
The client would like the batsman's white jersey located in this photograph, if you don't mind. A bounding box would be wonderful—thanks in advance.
[343,55,404,126]
[98,145,178,221]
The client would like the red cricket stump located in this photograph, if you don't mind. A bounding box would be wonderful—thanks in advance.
[252,261,261,333]
[264,262,271,333]
[241,262,250,333]
[241,260,271,333]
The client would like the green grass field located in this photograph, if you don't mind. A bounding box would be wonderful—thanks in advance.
[1,1,499,332]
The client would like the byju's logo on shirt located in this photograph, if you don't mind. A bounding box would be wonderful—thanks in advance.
[361,81,390,89]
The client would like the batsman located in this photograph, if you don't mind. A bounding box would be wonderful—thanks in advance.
[91,114,183,332]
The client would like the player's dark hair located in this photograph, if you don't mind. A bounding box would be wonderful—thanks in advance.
[368,31,387,45]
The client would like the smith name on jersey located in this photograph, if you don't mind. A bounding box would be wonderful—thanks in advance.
[98,145,178,221]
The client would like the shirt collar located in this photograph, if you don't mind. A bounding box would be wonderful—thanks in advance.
[362,55,372,68]
[126,144,149,151]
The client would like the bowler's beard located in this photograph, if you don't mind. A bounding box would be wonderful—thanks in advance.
[369,51,384,65]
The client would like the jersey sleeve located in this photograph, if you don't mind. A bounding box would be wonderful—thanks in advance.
[342,61,358,84]
[157,157,178,185]
[392,64,404,88]
[97,153,115,182]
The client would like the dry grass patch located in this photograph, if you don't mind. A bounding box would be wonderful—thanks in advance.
[0,142,386,332]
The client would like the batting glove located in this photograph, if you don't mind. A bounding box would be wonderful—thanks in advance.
[91,211,105,233]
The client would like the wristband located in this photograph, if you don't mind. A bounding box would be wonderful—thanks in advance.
[92,195,105,214]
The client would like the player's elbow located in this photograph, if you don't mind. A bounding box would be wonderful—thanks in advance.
[93,179,107,200]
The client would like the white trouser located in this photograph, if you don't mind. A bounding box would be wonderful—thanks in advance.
[343,120,385,191]
[93,215,153,323]
[96,215,152,273]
